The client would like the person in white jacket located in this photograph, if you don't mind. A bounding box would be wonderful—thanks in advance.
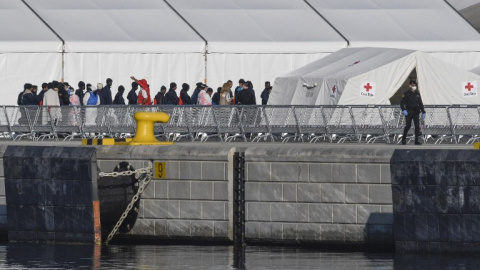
[42,82,61,125]
[83,84,101,129]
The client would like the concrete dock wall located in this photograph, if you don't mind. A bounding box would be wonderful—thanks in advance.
[2,142,467,246]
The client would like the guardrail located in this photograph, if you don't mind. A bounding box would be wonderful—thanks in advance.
[0,105,478,144]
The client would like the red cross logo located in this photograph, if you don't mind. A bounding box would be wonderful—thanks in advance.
[332,85,336,94]
[465,82,474,92]
[364,83,373,92]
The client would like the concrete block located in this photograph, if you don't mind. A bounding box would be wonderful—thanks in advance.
[369,185,393,204]
[168,181,190,199]
[309,204,332,223]
[333,205,356,224]
[321,224,345,242]
[309,164,332,183]
[345,184,369,204]
[191,221,214,237]
[191,182,213,200]
[167,201,180,219]
[321,184,345,203]
[179,161,202,180]
[297,223,321,240]
[0,178,5,196]
[298,204,309,222]
[283,223,297,240]
[332,164,356,183]
[282,184,296,202]
[245,183,260,201]
[202,201,226,220]
[271,203,297,222]
[247,202,270,221]
[141,180,155,199]
[154,220,167,236]
[258,222,272,239]
[247,162,270,182]
[357,164,381,183]
[168,220,190,237]
[0,160,3,177]
[259,183,283,202]
[179,201,202,219]
[143,200,168,219]
[271,163,308,182]
[164,161,179,180]
[380,165,391,184]
[154,181,168,199]
[201,162,225,181]
[297,183,321,203]
[214,182,228,201]
[129,219,155,236]
[357,205,381,224]
[214,221,228,238]
[245,222,259,238]
[381,206,394,224]
[344,224,366,242]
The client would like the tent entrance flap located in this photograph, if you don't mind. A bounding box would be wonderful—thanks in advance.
[389,68,417,105]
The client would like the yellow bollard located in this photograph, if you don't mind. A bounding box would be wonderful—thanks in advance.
[128,112,174,145]
[474,142,480,150]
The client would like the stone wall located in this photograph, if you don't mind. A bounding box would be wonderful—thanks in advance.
[244,146,394,245]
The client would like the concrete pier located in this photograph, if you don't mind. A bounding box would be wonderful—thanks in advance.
[0,141,472,247]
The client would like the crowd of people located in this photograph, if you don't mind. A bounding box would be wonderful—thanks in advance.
[17,77,274,107]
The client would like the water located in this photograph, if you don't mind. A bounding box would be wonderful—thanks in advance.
[0,244,478,270]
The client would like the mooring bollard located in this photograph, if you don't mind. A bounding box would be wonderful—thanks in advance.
[129,111,174,145]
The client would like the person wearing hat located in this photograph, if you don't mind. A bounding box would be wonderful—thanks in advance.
[180,83,192,105]
[113,85,126,105]
[191,82,203,105]
[261,81,272,105]
[165,82,179,105]
[130,76,152,105]
[127,82,138,105]
[154,86,167,105]
[400,80,426,145]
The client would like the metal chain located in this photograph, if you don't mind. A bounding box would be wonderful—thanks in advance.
[99,167,152,179]
[102,166,153,246]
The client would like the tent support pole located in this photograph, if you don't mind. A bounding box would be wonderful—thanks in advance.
[21,0,66,81]
[303,0,350,47]
[164,0,209,83]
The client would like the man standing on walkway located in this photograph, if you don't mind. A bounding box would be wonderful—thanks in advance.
[127,82,138,105]
[400,80,426,145]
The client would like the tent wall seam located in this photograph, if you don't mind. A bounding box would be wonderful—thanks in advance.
[163,0,209,83]
[303,0,350,47]
[21,0,66,81]
[443,0,480,37]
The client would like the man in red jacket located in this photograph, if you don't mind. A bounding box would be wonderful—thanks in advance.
[131,76,152,105]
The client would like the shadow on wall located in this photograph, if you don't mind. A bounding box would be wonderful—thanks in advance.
[363,212,394,249]
[394,253,480,269]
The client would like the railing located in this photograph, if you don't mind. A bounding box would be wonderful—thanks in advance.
[0,105,478,144]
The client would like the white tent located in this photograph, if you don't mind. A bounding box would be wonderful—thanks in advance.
[168,0,347,101]
[25,0,206,97]
[0,0,62,104]
[470,65,480,75]
[270,47,480,105]
[447,0,480,32]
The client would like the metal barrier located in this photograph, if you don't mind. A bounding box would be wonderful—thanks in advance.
[2,105,478,144]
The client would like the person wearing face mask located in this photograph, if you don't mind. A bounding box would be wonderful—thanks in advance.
[400,80,426,145]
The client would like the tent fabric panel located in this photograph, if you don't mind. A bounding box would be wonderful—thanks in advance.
[447,0,480,10]
[416,52,480,105]
[470,65,480,75]
[0,0,62,53]
[169,0,346,53]
[207,52,329,104]
[25,0,205,53]
[64,52,205,99]
[429,52,480,71]
[337,54,416,105]
[64,41,205,54]
[1,53,62,105]
[308,0,480,51]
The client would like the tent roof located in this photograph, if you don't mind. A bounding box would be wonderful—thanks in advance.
[168,0,347,53]
[281,47,414,81]
[24,0,206,53]
[447,0,480,32]
[307,0,480,51]
[470,65,480,75]
[0,0,62,52]
[447,0,480,11]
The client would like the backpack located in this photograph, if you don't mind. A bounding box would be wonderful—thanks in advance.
[87,92,98,105]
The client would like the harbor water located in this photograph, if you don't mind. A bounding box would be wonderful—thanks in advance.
[0,244,479,270]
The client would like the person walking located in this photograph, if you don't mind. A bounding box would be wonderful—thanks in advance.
[127,82,138,105]
[165,82,179,105]
[236,81,256,105]
[197,84,212,105]
[113,85,126,105]
[261,81,272,105]
[219,83,232,105]
[400,80,426,145]
[76,81,86,106]
[180,83,192,105]
[131,76,152,105]
[100,78,113,105]
[191,82,203,105]
[154,86,167,105]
